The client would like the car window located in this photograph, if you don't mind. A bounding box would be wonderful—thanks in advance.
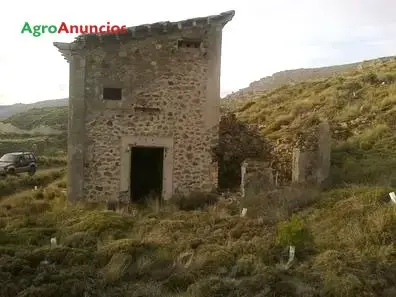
[0,154,16,162]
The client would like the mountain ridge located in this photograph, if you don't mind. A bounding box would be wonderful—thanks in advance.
[223,56,394,101]
[0,98,68,119]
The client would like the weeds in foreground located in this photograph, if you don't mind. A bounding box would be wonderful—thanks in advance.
[1,183,396,296]
[0,167,66,197]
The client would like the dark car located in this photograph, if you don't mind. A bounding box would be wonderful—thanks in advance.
[0,152,37,176]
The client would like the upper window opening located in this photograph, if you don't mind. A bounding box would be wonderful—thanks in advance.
[103,87,122,100]
[178,39,201,49]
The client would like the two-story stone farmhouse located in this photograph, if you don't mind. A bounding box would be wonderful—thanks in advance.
[54,11,235,203]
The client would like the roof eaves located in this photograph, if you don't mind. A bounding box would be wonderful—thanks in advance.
[54,10,235,62]
[73,10,235,43]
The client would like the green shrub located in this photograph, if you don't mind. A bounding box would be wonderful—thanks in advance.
[276,215,312,248]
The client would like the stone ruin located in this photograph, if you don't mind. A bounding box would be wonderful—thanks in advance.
[241,159,274,198]
[54,11,235,203]
[241,120,331,197]
[52,8,331,204]
[292,121,331,185]
[215,113,271,190]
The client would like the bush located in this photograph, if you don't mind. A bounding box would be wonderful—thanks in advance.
[171,191,218,211]
[0,168,65,197]
[36,156,67,168]
[276,215,312,249]
[187,277,243,297]
[361,72,379,84]
[241,186,319,223]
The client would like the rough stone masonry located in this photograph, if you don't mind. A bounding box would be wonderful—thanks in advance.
[54,11,235,203]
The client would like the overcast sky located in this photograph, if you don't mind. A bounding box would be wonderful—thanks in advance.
[0,0,395,105]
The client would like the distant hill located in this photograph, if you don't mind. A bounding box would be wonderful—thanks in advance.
[2,106,68,131]
[0,105,68,156]
[223,56,394,101]
[0,98,68,119]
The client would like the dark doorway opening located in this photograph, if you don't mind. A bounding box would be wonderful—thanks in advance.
[130,146,164,203]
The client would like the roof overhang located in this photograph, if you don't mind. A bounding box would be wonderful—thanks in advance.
[53,10,235,63]
[53,42,72,62]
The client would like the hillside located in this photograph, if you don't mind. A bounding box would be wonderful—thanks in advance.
[1,172,396,297]
[1,56,396,183]
[0,98,68,120]
[0,106,68,156]
[223,56,393,102]
[223,55,396,186]
[2,106,68,131]
[1,56,396,297]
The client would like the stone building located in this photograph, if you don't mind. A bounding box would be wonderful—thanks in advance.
[54,11,235,203]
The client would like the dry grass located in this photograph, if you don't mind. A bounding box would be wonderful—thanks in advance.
[0,182,396,296]
[224,57,396,187]
[0,167,66,197]
[2,57,396,296]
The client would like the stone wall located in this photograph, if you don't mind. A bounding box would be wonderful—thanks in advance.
[292,121,331,185]
[83,30,219,201]
[239,120,330,195]
[264,119,332,186]
[56,12,235,202]
[215,112,271,190]
[315,121,331,184]
[291,149,315,183]
[268,123,319,186]
[241,159,274,198]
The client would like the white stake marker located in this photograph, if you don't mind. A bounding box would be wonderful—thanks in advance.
[389,192,396,204]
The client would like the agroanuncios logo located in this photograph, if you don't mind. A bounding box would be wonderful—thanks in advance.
[21,21,127,37]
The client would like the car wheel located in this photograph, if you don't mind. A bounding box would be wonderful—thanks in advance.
[8,168,16,175]
[28,166,36,176]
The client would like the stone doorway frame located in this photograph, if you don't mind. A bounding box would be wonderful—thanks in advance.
[120,136,174,200]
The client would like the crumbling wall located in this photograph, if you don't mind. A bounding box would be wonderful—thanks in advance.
[217,114,331,191]
[262,119,332,186]
[214,113,271,190]
[315,121,331,184]
[268,122,319,185]
[291,149,315,183]
[241,159,274,198]
[292,121,331,185]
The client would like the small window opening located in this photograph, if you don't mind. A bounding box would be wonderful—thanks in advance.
[178,39,201,49]
[103,87,122,100]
